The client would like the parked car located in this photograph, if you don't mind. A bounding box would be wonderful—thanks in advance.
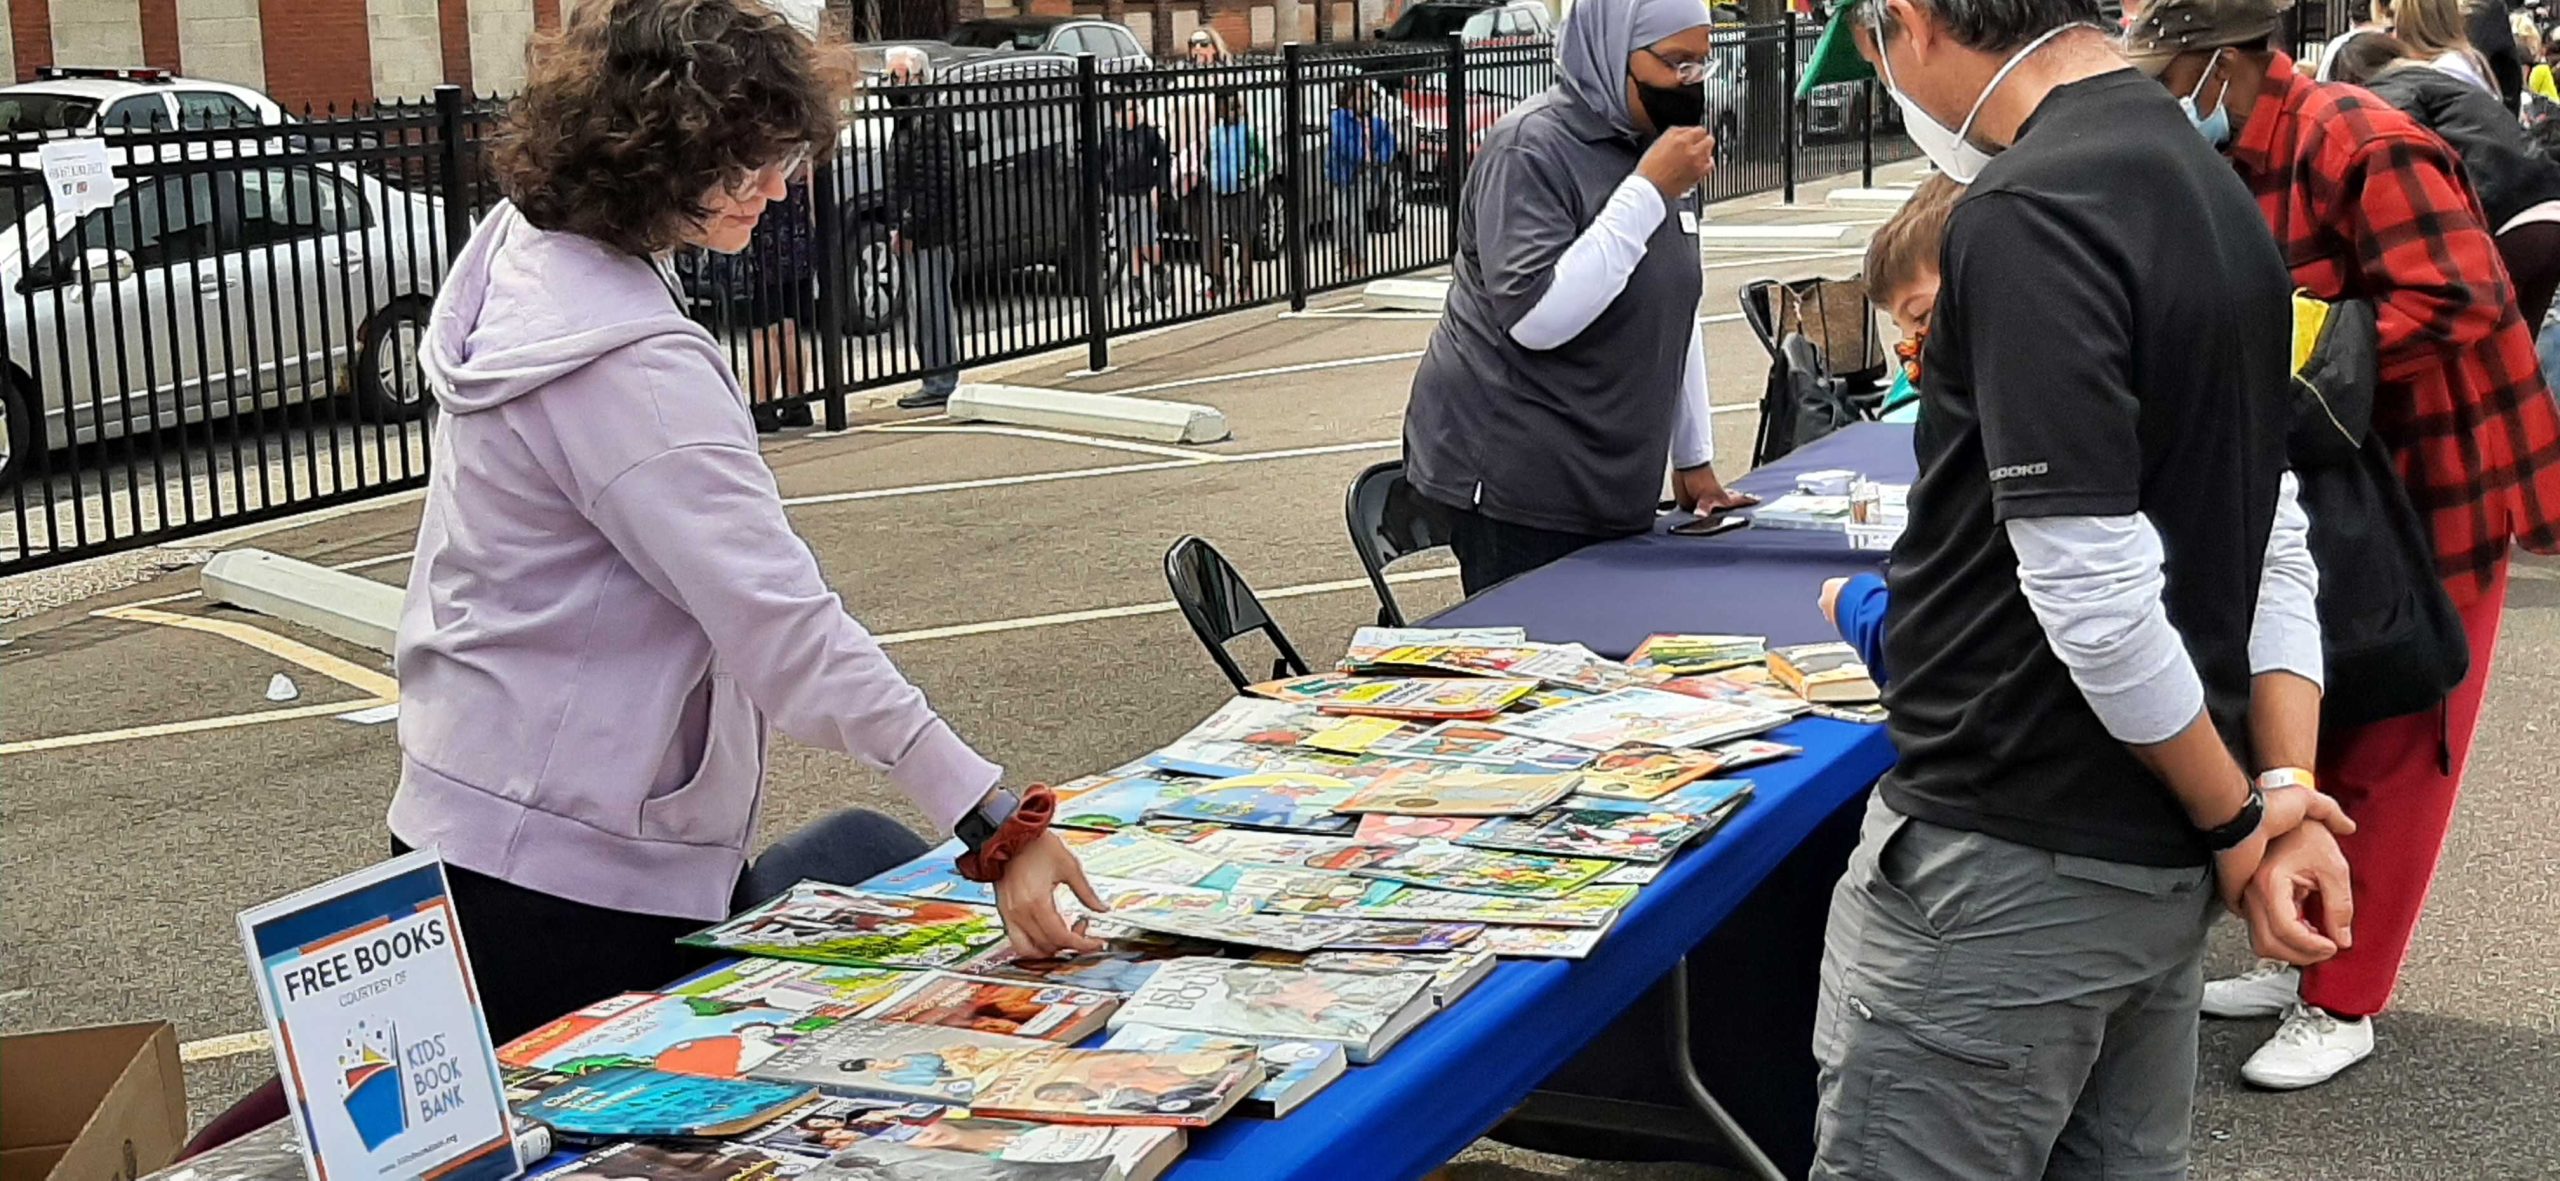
[946,15,1153,71]
[0,153,442,485]
[1375,0,1554,45]
[0,66,284,133]
[1396,75,1520,202]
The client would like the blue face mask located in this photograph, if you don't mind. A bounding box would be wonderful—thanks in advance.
[2181,49,2232,149]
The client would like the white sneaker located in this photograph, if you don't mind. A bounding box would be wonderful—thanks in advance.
[2240,1003,2375,1090]
[2201,959,2301,1019]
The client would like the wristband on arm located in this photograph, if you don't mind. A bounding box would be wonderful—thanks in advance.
[955,784,1056,883]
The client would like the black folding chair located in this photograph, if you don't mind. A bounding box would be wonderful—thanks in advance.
[1739,275,1892,467]
[1162,535,1313,690]
[1343,460,1455,627]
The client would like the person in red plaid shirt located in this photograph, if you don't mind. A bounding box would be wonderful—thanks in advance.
[2128,0,2560,1090]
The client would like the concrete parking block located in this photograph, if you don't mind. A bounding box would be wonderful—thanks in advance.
[1700,223,1867,247]
[1362,278,1449,312]
[1826,188,1914,210]
[200,548,405,655]
[946,384,1231,444]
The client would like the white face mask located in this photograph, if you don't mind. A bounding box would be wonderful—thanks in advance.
[1874,21,2075,182]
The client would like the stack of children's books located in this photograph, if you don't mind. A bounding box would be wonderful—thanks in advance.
[169,626,1862,1181]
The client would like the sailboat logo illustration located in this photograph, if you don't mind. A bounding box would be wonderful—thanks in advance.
[337,1021,406,1150]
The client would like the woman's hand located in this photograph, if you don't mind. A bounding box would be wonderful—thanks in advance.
[1674,464,1759,514]
[1638,126,1717,199]
[992,830,1108,958]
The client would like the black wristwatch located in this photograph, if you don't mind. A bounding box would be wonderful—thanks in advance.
[955,787,1021,854]
[2199,784,2265,853]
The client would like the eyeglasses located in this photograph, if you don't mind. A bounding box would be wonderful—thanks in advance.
[1638,46,1715,85]
[729,144,812,195]
[1190,35,1216,46]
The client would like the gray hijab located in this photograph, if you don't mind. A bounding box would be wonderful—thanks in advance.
[1555,0,1714,138]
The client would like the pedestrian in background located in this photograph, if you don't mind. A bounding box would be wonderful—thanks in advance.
[1186,28,1232,66]
[1201,89,1269,300]
[885,46,964,410]
[2326,31,2560,326]
[2373,0,2501,90]
[2130,0,2560,1090]
[741,177,818,432]
[1403,0,1750,594]
[1328,81,1399,277]
[1103,96,1173,313]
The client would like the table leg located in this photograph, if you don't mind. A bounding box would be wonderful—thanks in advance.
[1668,956,1790,1181]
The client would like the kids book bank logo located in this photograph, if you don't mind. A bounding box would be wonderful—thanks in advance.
[338,1020,406,1150]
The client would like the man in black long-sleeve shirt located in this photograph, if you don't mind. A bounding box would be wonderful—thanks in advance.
[887,47,964,409]
[1102,98,1172,311]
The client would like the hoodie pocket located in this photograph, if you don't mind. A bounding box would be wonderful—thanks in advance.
[638,672,768,849]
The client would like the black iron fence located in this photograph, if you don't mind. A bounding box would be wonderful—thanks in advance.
[1,26,1919,575]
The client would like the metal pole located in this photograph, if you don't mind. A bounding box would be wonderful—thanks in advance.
[1075,54,1110,375]
[1860,78,1875,187]
[1780,14,1797,206]
[812,153,850,431]
[1445,33,1468,263]
[1284,43,1310,312]
[433,85,470,262]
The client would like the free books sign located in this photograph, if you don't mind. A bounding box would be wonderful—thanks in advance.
[238,851,518,1181]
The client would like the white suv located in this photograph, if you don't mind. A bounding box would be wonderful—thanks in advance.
[0,67,285,134]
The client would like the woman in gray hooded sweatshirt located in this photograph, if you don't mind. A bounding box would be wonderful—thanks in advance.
[385,0,1105,1041]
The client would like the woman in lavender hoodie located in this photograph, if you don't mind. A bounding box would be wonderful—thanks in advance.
[387,0,1103,1041]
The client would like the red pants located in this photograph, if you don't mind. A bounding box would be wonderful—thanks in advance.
[2300,562,2508,1018]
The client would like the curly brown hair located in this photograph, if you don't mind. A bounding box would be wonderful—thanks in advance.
[491,0,849,256]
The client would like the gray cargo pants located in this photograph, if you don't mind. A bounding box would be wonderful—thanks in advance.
[1811,794,2218,1181]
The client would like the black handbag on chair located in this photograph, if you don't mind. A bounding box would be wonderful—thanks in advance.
[2286,293,2469,729]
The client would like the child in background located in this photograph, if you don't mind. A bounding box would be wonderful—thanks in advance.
[1857,173,1965,425]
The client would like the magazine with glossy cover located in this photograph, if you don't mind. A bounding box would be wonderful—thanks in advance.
[1490,688,1791,751]
[1099,1023,1348,1118]
[1263,883,1636,928]
[683,884,1007,970]
[744,1098,1181,1181]
[1333,842,1616,898]
[1052,772,1208,832]
[671,960,920,1018]
[499,992,832,1077]
[517,1065,818,1139]
[1334,769,1579,817]
[1142,773,1360,834]
[962,1043,1259,1128]
[859,973,1121,1043]
[803,1143,1119,1181]
[1109,958,1434,1064]
[1358,722,1593,773]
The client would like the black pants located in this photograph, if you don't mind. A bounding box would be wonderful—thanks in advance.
[2499,221,2560,329]
[1433,497,1629,596]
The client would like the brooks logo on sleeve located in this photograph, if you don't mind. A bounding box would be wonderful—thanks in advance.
[1987,462,2050,482]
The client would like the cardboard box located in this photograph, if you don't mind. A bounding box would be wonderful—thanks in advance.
[2,1022,186,1181]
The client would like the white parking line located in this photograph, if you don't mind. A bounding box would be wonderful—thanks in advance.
[1106,311,1753,398]
[872,566,1460,646]
[775,438,1399,509]
[180,1028,273,1064]
[867,424,1219,462]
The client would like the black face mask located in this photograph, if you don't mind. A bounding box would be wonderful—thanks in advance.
[1635,79,1706,131]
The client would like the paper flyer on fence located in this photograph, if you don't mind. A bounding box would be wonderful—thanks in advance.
[236,850,518,1181]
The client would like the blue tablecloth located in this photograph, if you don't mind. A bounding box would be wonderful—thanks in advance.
[1434,423,1920,658]
[1168,424,1918,1179]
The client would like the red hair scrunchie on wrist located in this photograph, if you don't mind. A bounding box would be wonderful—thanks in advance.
[955,784,1057,884]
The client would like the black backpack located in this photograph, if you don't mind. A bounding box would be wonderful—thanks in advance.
[2287,295,2470,729]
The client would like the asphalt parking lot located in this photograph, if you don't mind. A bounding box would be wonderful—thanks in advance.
[6,163,2556,1180]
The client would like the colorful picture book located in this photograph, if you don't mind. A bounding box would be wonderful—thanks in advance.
[500,992,829,1078]
[1702,738,1800,772]
[1320,920,1484,952]
[1068,830,1227,888]
[1329,842,1616,898]
[1586,778,1755,821]
[1111,958,1436,1064]
[518,1066,816,1141]
[1491,688,1791,751]
[1500,643,1666,693]
[1476,924,1612,959]
[671,960,920,1018]
[1458,804,1726,864]
[1339,625,1526,666]
[1567,744,1722,801]
[745,1020,1048,1106]
[1193,862,1403,910]
[1100,1023,1349,1119]
[1352,813,1486,845]
[1628,634,1767,674]
[856,840,994,907]
[1176,827,1359,865]
[744,1098,1184,1181]
[1264,883,1637,928]
[1142,773,1360,834]
[1299,715,1412,755]
[1311,677,1541,721]
[955,937,1209,995]
[962,1043,1260,1128]
[1297,946,1498,1006]
[1100,890,1354,952]
[803,1143,1117,1180]
[1768,642,1881,703]
[683,884,1009,970]
[548,1140,816,1179]
[1359,722,1593,773]
[1652,672,1815,716]
[1333,769,1579,817]
[860,973,1121,1043]
[1053,772,1205,832]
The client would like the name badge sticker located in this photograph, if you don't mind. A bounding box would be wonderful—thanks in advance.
[1679,210,1700,236]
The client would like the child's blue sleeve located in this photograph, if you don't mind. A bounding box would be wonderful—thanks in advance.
[1832,572,1891,687]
